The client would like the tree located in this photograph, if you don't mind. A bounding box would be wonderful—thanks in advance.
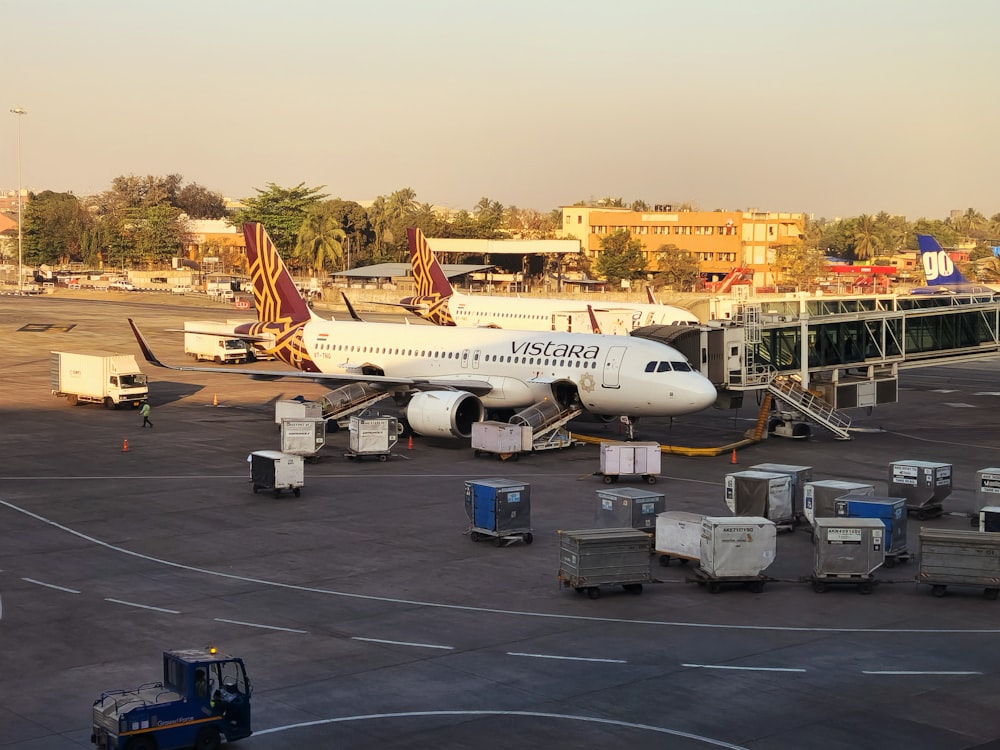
[595,230,646,283]
[653,244,701,291]
[852,214,880,261]
[176,183,227,219]
[323,199,374,268]
[473,196,506,238]
[22,191,91,266]
[294,204,347,273]
[132,204,190,267]
[229,183,328,258]
[773,243,827,290]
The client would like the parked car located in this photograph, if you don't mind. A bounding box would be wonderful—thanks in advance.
[108,281,136,291]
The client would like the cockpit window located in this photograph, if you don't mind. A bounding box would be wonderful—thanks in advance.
[645,361,656,373]
[656,361,673,372]
[672,361,692,372]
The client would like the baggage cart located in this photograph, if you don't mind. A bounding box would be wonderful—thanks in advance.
[345,414,400,462]
[471,421,532,461]
[724,470,795,531]
[654,511,704,567]
[749,463,812,523]
[888,460,952,520]
[248,450,304,497]
[803,480,875,529]
[464,479,532,546]
[917,528,1000,599]
[981,506,1000,532]
[834,495,910,567]
[974,468,1000,526]
[594,487,665,532]
[693,516,776,593]
[557,527,652,599]
[810,517,884,594]
[274,398,323,425]
[596,441,661,484]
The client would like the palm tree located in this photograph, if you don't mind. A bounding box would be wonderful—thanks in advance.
[853,214,879,261]
[295,208,346,274]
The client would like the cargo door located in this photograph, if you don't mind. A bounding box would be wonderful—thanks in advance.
[601,346,626,389]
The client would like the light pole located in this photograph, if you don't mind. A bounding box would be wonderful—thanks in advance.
[10,107,26,294]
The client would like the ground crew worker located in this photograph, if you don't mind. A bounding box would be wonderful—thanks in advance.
[140,402,153,428]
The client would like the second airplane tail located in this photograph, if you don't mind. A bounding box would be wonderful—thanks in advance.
[917,234,972,287]
[242,222,315,324]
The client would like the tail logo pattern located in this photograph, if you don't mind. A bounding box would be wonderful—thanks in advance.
[407,228,456,326]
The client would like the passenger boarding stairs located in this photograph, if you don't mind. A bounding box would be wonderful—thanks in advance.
[321,384,392,426]
[510,400,583,451]
[767,376,852,441]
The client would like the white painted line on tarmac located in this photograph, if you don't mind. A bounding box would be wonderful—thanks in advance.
[508,652,627,664]
[6,499,1000,635]
[353,637,454,650]
[253,710,750,748]
[21,577,81,594]
[683,663,806,673]
[862,670,982,676]
[215,617,307,634]
[105,598,180,614]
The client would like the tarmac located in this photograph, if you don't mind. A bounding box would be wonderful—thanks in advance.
[2,292,1000,750]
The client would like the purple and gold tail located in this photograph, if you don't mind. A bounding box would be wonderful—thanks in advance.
[401,228,456,326]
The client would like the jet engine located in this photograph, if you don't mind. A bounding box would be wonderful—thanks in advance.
[404,390,485,439]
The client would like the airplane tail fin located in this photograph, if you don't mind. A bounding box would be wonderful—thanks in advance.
[242,223,314,324]
[918,234,972,287]
[408,228,455,299]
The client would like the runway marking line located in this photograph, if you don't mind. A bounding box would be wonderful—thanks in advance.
[105,597,180,614]
[21,577,81,594]
[862,670,982,676]
[252,710,750,748]
[215,617,308,634]
[353,637,454,650]
[5,500,1000,635]
[683,663,806,673]
[508,652,627,664]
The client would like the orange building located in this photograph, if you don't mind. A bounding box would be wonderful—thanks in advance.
[559,205,805,284]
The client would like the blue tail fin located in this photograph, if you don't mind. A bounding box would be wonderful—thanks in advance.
[917,234,971,287]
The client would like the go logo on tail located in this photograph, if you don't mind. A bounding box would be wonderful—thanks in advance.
[922,250,954,282]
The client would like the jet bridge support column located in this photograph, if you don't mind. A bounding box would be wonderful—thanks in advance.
[799,312,810,391]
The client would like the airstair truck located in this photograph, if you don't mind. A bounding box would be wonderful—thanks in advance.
[91,646,252,750]
[50,352,148,409]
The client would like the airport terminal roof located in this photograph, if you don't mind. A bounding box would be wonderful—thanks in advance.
[426,237,580,255]
[333,263,494,280]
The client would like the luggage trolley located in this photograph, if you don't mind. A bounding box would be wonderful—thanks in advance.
[464,478,533,547]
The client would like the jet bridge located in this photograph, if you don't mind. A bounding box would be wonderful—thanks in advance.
[632,294,1000,439]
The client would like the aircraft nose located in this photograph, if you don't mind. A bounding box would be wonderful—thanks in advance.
[686,373,717,411]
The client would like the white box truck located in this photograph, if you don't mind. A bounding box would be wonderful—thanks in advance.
[183,320,251,364]
[50,352,148,409]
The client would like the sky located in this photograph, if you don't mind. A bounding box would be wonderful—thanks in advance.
[4,0,999,221]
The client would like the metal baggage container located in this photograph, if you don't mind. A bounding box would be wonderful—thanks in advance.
[699,516,776,578]
[346,415,400,461]
[918,528,1000,599]
[654,511,704,566]
[471,421,532,459]
[980,506,1000,533]
[724,471,794,528]
[749,463,812,522]
[464,478,532,546]
[280,417,326,460]
[249,450,304,497]
[975,468,1000,525]
[274,398,323,425]
[803,480,875,526]
[557,528,652,599]
[595,487,665,531]
[834,495,909,566]
[888,460,952,519]
[598,441,662,484]
[812,517,884,593]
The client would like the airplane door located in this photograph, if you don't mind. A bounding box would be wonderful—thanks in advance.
[461,349,470,368]
[552,313,571,332]
[472,349,481,370]
[602,346,626,389]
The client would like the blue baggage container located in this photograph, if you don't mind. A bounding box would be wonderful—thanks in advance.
[834,494,909,565]
[464,478,532,545]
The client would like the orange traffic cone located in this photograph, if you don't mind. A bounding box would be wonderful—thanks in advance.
[122,438,129,452]
[213,393,219,406]
[730,448,737,464]
[407,435,414,450]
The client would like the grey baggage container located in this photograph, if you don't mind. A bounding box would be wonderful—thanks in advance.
[558,528,652,599]
[749,463,812,522]
[975,468,1000,525]
[595,487,665,531]
[699,516,776,579]
[654,511,704,567]
[280,417,326,461]
[346,415,400,461]
[724,470,794,528]
[888,460,952,519]
[981,506,1000,533]
[811,517,885,594]
[249,450,304,497]
[918,528,1000,599]
[834,495,909,566]
[803,480,875,526]
[598,441,662,484]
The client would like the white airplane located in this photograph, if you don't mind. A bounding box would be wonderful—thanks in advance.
[129,223,716,439]
[398,228,700,334]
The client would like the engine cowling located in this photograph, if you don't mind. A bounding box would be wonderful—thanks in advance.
[404,390,485,439]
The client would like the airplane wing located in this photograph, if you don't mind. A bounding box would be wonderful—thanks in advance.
[165,327,274,342]
[127,318,494,395]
